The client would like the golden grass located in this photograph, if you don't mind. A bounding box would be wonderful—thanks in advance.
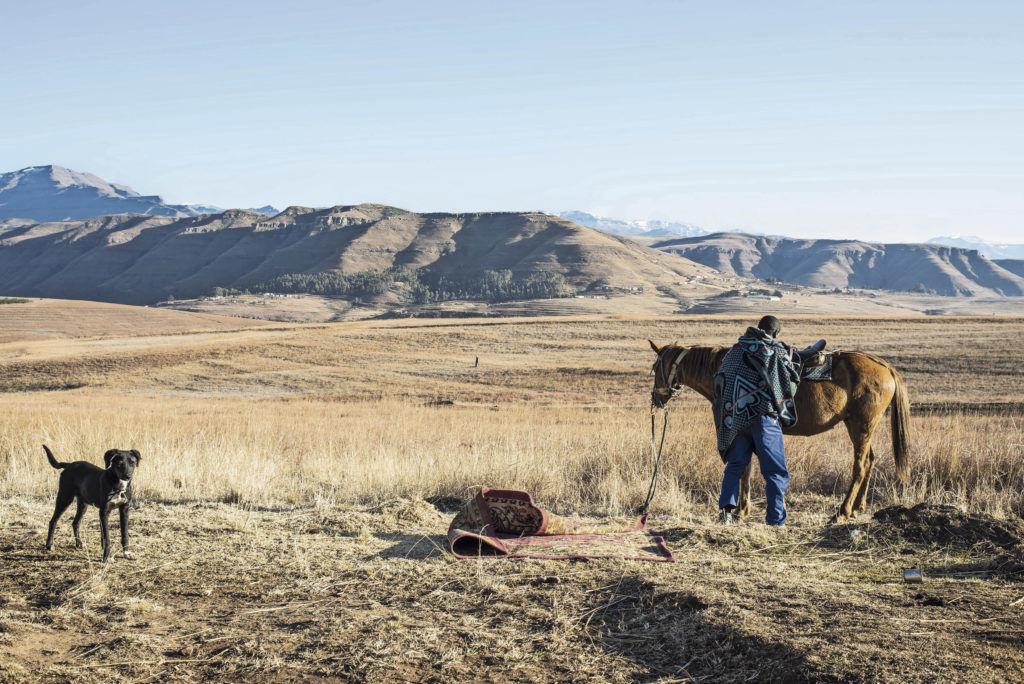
[4,393,1021,519]
[0,297,264,344]
[1,314,1022,518]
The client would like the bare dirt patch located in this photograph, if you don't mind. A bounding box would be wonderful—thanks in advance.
[871,504,1024,582]
[873,503,1024,549]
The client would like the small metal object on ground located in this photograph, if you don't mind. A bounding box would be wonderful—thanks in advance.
[904,568,924,583]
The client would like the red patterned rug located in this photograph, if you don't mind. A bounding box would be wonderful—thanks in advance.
[448,488,674,562]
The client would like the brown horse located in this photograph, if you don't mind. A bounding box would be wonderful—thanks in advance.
[648,340,910,521]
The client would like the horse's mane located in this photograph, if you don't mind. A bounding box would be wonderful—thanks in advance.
[678,345,728,380]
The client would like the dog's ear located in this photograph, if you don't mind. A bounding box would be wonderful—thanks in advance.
[103,449,119,468]
[130,449,141,463]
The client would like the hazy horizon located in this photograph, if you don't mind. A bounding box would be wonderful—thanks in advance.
[3,1,1021,242]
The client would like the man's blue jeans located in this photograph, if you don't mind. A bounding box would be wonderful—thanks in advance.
[718,415,789,525]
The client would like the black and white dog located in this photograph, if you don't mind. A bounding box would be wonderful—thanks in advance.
[43,444,141,562]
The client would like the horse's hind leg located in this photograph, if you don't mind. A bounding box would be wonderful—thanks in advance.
[835,420,878,522]
[851,447,877,515]
[737,463,753,519]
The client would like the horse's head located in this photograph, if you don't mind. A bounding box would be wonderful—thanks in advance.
[649,340,688,409]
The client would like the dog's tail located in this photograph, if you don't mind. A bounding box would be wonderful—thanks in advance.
[42,445,66,469]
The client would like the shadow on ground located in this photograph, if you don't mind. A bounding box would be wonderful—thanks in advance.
[372,533,448,560]
[584,575,835,682]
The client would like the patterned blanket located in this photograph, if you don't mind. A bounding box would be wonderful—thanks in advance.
[800,352,834,381]
[448,488,674,562]
[712,327,799,457]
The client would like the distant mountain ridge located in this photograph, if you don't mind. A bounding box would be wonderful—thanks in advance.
[558,210,707,238]
[928,236,1024,260]
[652,233,1024,297]
[0,204,710,305]
[0,165,277,221]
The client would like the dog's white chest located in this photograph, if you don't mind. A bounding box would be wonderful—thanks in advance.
[108,480,130,505]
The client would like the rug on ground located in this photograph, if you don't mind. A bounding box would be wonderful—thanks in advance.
[448,488,674,561]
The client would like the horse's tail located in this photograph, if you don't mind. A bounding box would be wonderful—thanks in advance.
[888,367,911,483]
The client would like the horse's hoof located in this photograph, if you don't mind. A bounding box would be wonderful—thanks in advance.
[122,550,136,561]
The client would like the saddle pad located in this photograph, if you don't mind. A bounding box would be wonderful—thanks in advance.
[800,352,833,381]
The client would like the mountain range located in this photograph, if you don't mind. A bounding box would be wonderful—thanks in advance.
[652,233,1024,296]
[927,236,1024,260]
[0,204,709,305]
[558,211,707,238]
[0,165,277,222]
[1,165,1021,305]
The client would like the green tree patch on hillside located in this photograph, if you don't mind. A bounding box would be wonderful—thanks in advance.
[0,297,30,304]
[413,269,570,304]
[212,268,571,304]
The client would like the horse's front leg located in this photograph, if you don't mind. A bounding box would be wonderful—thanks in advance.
[737,463,753,519]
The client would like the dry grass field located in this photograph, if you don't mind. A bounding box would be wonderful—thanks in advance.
[0,298,266,345]
[1,308,1023,681]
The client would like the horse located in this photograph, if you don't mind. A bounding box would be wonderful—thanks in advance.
[648,340,910,521]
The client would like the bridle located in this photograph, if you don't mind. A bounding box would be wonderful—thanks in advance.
[651,347,689,408]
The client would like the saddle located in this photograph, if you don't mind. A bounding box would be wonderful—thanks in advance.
[790,339,830,383]
[794,339,827,367]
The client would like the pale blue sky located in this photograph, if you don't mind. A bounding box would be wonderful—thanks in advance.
[3,1,1022,241]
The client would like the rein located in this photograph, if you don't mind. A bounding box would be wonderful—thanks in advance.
[640,347,689,514]
[639,408,669,515]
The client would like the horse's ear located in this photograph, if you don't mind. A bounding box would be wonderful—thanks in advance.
[648,339,661,354]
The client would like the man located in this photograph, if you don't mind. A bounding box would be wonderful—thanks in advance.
[712,315,799,526]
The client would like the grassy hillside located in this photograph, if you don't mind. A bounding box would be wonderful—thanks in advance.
[652,232,1024,296]
[0,205,712,305]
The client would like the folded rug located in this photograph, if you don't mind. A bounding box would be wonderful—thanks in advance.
[448,488,674,562]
